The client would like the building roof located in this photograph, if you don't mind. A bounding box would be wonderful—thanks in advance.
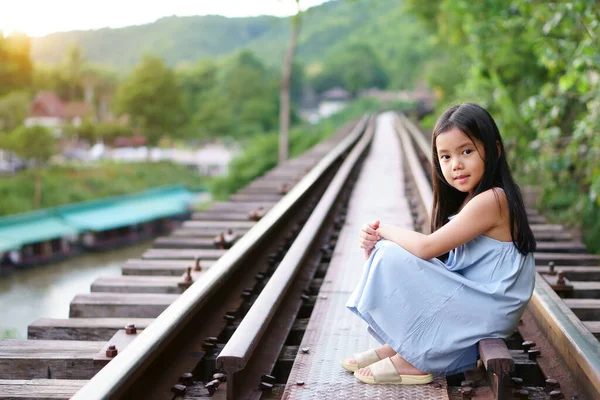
[30,92,66,118]
[0,210,78,253]
[0,185,196,253]
[321,87,352,101]
[56,185,195,232]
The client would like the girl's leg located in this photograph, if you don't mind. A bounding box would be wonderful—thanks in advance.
[356,353,429,377]
[346,344,397,367]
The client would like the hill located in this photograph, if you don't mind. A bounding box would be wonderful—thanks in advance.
[31,0,428,88]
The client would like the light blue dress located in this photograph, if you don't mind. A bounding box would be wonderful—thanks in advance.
[346,229,535,376]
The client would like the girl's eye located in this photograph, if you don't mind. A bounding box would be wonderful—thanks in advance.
[463,149,473,155]
[440,155,450,160]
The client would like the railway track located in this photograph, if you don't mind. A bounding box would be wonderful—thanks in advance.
[0,115,372,399]
[1,112,599,400]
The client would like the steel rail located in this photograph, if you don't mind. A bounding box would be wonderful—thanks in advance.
[396,113,600,398]
[216,116,375,399]
[72,115,370,400]
[399,113,432,164]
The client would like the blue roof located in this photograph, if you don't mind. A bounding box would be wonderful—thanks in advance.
[0,185,195,252]
[0,210,78,253]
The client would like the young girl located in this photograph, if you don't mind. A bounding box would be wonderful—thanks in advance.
[342,103,536,385]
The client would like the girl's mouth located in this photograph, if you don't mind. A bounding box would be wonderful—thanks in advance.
[455,175,469,184]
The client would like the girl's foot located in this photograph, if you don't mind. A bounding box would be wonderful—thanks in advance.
[356,354,428,377]
[345,344,397,368]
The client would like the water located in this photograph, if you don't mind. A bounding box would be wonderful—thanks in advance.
[0,241,152,339]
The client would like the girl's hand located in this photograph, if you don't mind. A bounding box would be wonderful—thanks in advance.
[359,219,380,259]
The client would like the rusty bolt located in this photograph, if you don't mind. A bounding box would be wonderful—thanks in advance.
[461,387,472,399]
[522,341,536,352]
[545,378,560,391]
[193,257,201,271]
[528,349,541,361]
[516,389,529,399]
[557,271,566,286]
[261,374,276,384]
[204,380,218,396]
[241,290,252,300]
[106,344,118,357]
[548,261,556,275]
[301,347,310,354]
[511,377,523,388]
[549,390,564,399]
[212,373,226,383]
[205,337,218,344]
[296,380,305,386]
[184,267,193,283]
[460,380,474,388]
[125,323,137,334]
[202,341,216,356]
[255,272,266,282]
[279,183,289,195]
[171,384,186,395]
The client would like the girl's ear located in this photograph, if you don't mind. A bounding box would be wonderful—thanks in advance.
[496,140,502,158]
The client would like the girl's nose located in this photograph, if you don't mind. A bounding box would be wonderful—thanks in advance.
[452,159,463,170]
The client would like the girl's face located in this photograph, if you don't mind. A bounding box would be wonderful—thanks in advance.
[435,127,485,196]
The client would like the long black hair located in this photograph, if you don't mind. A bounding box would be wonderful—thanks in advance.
[430,103,536,255]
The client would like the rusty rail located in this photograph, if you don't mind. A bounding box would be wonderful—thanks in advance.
[71,116,370,400]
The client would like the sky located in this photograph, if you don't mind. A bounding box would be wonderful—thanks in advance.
[0,0,330,37]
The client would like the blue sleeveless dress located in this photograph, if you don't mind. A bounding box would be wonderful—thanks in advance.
[346,231,535,375]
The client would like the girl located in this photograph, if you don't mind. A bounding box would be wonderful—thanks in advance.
[342,103,536,385]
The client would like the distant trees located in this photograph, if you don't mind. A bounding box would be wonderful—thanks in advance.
[1,125,56,208]
[114,55,184,144]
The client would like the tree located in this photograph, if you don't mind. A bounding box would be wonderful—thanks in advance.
[2,125,56,208]
[0,92,31,131]
[279,0,302,164]
[0,33,33,96]
[114,55,184,144]
[63,45,86,102]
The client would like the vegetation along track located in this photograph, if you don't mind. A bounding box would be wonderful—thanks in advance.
[397,113,600,399]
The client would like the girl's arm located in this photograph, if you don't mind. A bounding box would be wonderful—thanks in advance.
[376,189,506,259]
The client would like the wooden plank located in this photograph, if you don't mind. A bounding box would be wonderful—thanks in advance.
[122,259,214,276]
[171,228,249,238]
[537,266,600,281]
[228,194,283,202]
[563,299,600,320]
[69,293,178,318]
[531,224,564,232]
[181,220,255,230]
[478,338,514,399]
[191,212,253,221]
[535,241,587,253]
[90,276,185,294]
[209,201,277,211]
[0,340,104,379]
[533,231,573,241]
[0,379,87,399]
[28,318,153,341]
[142,248,226,260]
[153,236,216,249]
[528,215,546,224]
[534,253,600,266]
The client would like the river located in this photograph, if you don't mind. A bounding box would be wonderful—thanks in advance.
[0,241,153,339]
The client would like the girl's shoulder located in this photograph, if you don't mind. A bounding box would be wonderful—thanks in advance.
[470,187,509,215]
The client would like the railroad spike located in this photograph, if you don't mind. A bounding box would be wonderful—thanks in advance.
[179,372,193,386]
[106,344,118,358]
[528,349,541,361]
[125,323,137,334]
[171,384,186,396]
[521,341,536,352]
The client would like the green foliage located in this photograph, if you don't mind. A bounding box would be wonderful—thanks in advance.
[0,91,31,131]
[0,162,206,215]
[0,328,18,339]
[311,43,389,94]
[63,120,133,144]
[114,55,184,144]
[405,0,600,252]
[0,33,33,96]
[2,125,55,164]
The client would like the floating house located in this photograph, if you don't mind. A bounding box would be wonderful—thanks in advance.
[0,210,80,267]
[0,185,196,268]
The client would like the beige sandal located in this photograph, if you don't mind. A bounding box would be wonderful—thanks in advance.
[340,349,380,372]
[353,357,433,385]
